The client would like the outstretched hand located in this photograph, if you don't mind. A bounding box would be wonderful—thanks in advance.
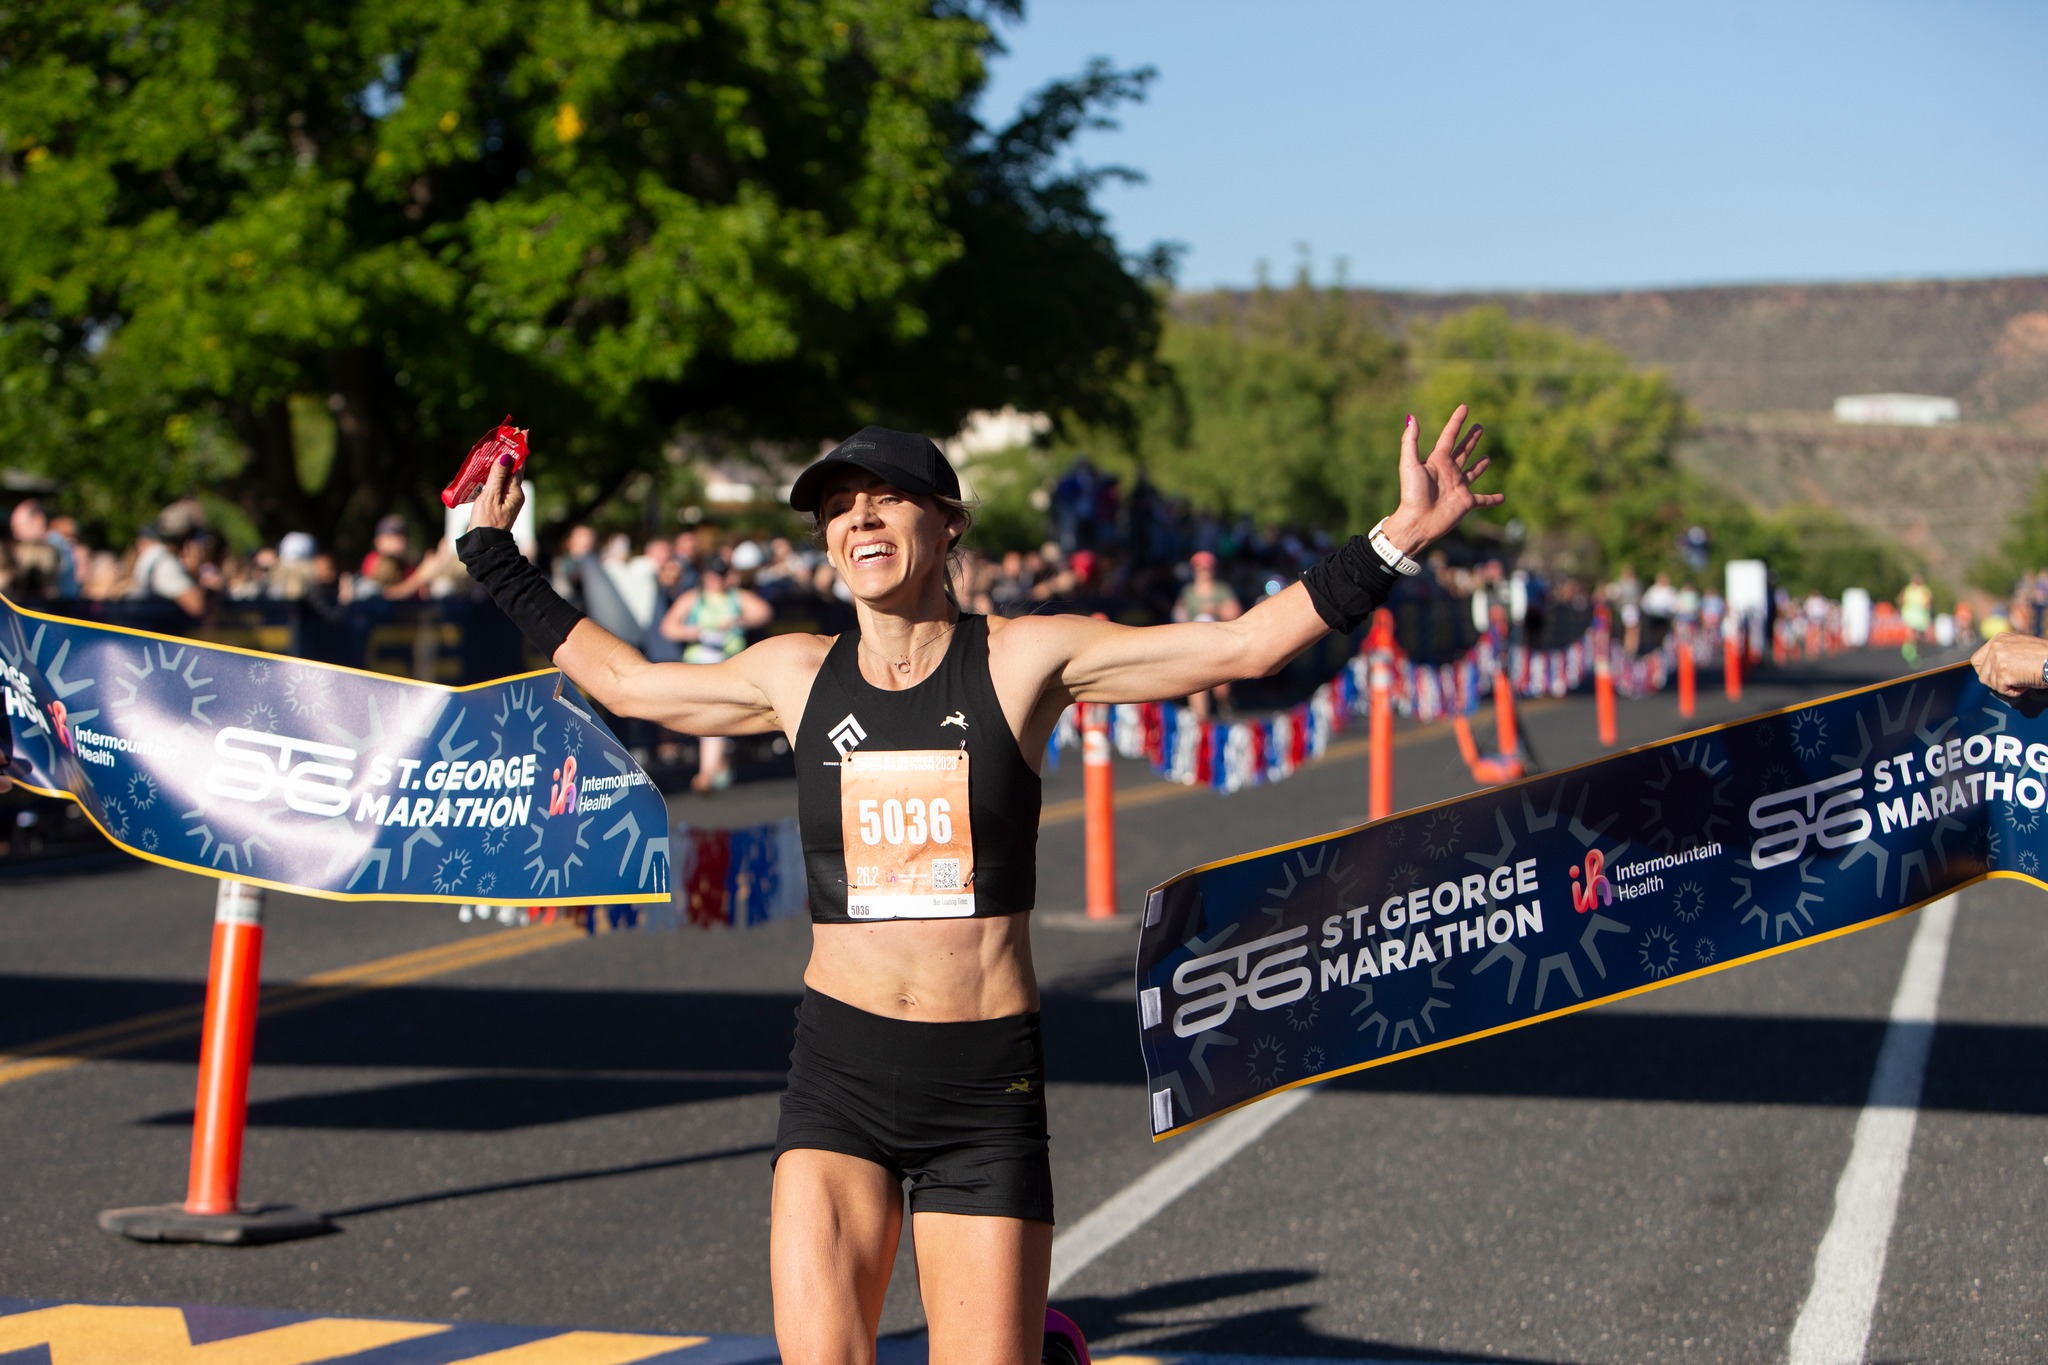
[1381,405,1501,555]
[1972,631,2048,698]
[469,444,526,534]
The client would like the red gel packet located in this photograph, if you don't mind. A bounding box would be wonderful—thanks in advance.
[441,415,529,508]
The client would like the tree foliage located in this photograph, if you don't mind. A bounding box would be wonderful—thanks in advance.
[1408,307,1692,574]
[0,0,1162,549]
[1970,468,2048,597]
[1066,271,1406,532]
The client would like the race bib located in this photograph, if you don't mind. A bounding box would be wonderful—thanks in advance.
[840,749,975,919]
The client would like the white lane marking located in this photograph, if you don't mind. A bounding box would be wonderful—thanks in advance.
[1048,1087,1313,1295]
[1787,894,1957,1365]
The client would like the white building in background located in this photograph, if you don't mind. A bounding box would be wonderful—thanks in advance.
[945,407,1051,500]
[1833,393,1960,426]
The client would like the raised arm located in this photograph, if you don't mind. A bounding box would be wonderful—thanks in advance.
[1024,407,1498,706]
[553,617,816,737]
[458,453,815,738]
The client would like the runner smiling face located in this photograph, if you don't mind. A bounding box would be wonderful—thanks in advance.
[815,471,964,609]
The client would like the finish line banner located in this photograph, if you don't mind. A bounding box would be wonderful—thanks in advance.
[1137,662,2042,1139]
[1,594,670,905]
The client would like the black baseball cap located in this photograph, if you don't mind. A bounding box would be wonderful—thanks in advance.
[788,425,960,513]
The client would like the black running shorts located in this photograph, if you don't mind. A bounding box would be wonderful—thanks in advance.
[773,989,1055,1224]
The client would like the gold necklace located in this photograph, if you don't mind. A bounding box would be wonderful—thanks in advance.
[860,621,958,674]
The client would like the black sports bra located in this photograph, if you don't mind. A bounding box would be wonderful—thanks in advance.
[792,615,1041,923]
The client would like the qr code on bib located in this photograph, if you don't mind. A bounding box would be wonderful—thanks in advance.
[932,859,963,892]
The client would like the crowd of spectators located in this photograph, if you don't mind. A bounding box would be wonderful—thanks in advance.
[0,495,468,619]
[0,474,1689,674]
[3,465,1956,684]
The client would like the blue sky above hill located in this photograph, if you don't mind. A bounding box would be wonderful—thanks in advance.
[978,0,2048,291]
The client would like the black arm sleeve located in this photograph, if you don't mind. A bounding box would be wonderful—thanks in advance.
[1299,535,1403,636]
[456,527,585,660]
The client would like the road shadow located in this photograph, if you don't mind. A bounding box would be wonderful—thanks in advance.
[144,1074,783,1132]
[10,973,2045,1131]
[322,1141,771,1220]
[1054,1268,1566,1362]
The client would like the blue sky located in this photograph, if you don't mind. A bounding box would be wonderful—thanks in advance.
[976,0,2048,292]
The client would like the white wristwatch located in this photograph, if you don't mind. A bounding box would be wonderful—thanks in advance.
[1368,519,1422,577]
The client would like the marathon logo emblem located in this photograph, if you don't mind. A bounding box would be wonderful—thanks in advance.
[1169,927,1312,1037]
[206,727,358,818]
[1747,768,1871,869]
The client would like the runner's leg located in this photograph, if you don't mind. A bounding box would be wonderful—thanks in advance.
[772,1149,904,1365]
[913,1211,1052,1365]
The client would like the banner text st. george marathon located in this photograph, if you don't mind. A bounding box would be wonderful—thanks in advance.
[1,594,670,906]
[1138,662,2043,1138]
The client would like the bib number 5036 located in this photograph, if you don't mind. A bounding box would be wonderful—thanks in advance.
[857,797,953,847]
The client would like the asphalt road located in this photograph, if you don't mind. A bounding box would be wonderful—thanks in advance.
[3,642,2043,1363]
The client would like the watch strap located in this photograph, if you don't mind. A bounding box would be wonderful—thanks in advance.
[1368,519,1423,577]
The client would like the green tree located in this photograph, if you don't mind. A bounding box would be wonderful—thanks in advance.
[1068,269,1406,532]
[1409,307,1692,575]
[1971,467,2048,597]
[1711,499,1925,601]
[0,0,1161,550]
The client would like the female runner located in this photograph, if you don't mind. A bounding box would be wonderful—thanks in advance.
[457,407,1498,1365]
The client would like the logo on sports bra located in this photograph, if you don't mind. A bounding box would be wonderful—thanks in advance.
[941,711,969,730]
[828,714,867,759]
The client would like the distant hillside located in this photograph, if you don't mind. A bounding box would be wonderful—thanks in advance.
[1355,275,2048,422]
[1174,275,2048,591]
[1674,415,2048,592]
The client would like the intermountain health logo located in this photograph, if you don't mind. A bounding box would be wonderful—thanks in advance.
[829,714,867,759]
[1568,849,1614,913]
[547,754,579,816]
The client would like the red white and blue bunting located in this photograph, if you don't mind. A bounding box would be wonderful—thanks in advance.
[1047,623,1712,795]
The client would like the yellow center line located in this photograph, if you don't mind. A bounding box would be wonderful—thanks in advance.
[0,920,582,1092]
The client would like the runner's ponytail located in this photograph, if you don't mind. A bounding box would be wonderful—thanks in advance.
[457,527,586,660]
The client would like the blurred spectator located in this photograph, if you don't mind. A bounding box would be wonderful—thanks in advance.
[10,498,78,598]
[552,524,641,640]
[1173,550,1241,719]
[1899,574,1933,664]
[753,536,810,601]
[270,532,320,600]
[127,523,205,617]
[227,547,274,600]
[4,530,62,600]
[603,531,664,636]
[181,529,224,596]
[1051,457,1098,553]
[1607,564,1643,654]
[661,557,772,792]
[1468,560,1506,634]
[989,550,1034,614]
[1674,581,1701,622]
[305,552,349,621]
[386,538,467,599]
[1641,572,1679,623]
[1680,525,1710,573]
[80,549,125,601]
[359,514,417,595]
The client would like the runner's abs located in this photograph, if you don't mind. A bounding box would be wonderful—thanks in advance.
[803,914,1039,1021]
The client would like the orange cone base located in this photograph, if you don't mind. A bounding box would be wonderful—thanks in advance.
[98,1202,333,1247]
[1470,756,1525,784]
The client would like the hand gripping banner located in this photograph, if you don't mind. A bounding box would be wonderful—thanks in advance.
[0,594,670,905]
[1137,662,2043,1139]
